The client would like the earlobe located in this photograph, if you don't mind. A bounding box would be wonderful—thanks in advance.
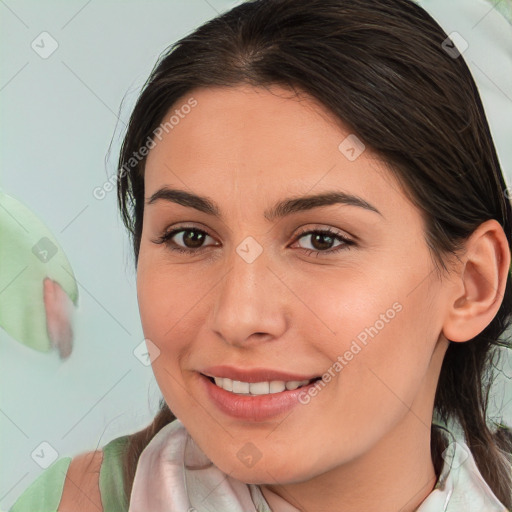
[442,219,511,343]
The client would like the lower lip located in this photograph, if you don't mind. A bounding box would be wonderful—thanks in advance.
[199,373,320,421]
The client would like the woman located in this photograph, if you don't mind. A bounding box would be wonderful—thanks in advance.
[9,0,512,510]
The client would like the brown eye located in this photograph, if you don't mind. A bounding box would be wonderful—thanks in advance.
[294,228,355,257]
[178,229,207,249]
[154,227,216,254]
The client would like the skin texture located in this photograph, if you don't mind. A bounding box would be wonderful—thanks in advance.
[136,84,510,512]
[58,450,103,511]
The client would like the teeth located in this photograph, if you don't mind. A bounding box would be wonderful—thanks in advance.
[285,380,304,391]
[249,381,270,395]
[232,380,250,393]
[211,376,312,395]
[269,381,286,393]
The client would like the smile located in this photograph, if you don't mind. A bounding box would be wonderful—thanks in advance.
[199,372,324,421]
[207,376,319,395]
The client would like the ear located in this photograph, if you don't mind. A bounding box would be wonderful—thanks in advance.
[442,219,511,343]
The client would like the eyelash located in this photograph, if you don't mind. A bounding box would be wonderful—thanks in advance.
[153,225,355,258]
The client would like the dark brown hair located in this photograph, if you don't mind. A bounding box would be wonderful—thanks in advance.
[116,0,512,506]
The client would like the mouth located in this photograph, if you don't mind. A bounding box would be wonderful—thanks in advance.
[201,373,322,396]
[199,371,325,421]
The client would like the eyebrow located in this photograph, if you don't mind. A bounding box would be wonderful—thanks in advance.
[146,187,383,221]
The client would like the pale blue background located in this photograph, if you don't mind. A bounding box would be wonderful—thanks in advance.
[0,1,511,510]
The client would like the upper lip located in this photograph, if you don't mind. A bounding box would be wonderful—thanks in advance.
[200,365,320,383]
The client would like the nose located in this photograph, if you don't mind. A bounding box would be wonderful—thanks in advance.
[209,245,289,347]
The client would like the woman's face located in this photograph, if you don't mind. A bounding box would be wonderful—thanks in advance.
[137,84,450,484]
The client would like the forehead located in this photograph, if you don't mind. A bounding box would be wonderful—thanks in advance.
[146,83,346,165]
[143,84,408,218]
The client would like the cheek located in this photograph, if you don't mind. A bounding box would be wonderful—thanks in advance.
[289,266,403,358]
[136,256,200,340]
[330,281,439,423]
[304,266,439,409]
[136,259,206,407]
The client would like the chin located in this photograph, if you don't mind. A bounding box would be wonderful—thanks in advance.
[213,453,318,486]
[228,467,304,486]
